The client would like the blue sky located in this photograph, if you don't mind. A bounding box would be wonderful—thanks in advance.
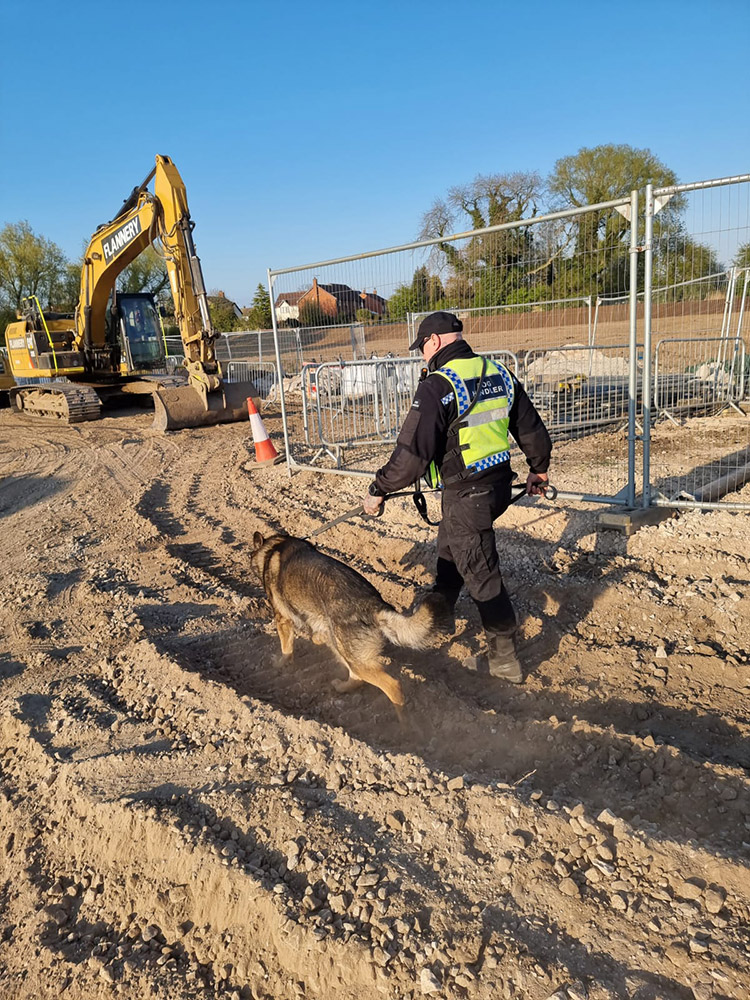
[1,0,748,307]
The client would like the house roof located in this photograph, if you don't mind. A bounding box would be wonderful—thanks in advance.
[274,292,305,307]
[359,291,387,314]
[318,283,364,311]
[208,291,241,314]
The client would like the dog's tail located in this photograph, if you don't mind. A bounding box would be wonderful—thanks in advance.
[376,593,448,649]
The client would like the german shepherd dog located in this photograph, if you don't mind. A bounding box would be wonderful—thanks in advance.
[251,531,444,707]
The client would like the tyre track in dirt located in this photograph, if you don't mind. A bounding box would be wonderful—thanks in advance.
[5,642,749,1000]
[150,613,750,862]
[127,452,750,853]
[99,442,750,865]
[2,413,750,999]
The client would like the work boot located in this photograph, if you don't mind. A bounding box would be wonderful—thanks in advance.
[486,631,523,684]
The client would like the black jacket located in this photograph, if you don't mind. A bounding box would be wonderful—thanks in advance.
[373,340,552,494]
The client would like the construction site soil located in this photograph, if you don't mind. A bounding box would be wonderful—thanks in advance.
[1,405,749,1000]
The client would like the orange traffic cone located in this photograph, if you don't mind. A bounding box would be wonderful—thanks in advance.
[247,397,282,465]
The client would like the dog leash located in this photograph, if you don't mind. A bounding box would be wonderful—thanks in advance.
[306,503,378,538]
[306,482,557,539]
[306,488,438,538]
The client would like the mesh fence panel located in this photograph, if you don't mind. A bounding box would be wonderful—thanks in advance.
[269,198,639,502]
[645,177,750,507]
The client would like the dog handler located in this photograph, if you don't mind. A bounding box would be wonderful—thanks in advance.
[362,311,552,683]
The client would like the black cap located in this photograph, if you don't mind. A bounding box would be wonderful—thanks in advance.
[408,311,463,351]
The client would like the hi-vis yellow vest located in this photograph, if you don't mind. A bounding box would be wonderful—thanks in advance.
[426,357,514,488]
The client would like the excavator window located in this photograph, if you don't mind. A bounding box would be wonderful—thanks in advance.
[119,296,164,367]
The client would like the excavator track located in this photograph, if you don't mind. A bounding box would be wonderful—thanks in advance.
[10,383,102,423]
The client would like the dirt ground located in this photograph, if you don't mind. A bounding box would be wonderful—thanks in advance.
[1,404,749,1000]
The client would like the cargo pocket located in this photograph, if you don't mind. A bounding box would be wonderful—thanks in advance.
[459,533,499,602]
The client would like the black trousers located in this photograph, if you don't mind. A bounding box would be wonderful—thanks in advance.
[435,480,517,634]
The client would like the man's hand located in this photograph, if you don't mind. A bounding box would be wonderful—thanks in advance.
[526,472,549,496]
[363,493,384,516]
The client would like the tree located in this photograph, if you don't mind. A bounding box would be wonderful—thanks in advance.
[412,145,708,308]
[0,297,15,331]
[0,221,69,312]
[419,172,544,308]
[387,266,445,320]
[420,171,543,243]
[118,246,170,302]
[652,232,723,299]
[549,143,679,208]
[46,257,85,313]
[209,299,242,332]
[244,283,273,330]
[548,144,682,298]
[206,290,242,332]
[734,243,750,272]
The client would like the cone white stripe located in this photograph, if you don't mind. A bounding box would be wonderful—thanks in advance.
[249,411,269,441]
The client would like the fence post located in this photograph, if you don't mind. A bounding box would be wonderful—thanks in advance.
[267,268,292,474]
[627,188,639,509]
[734,270,749,398]
[642,184,654,508]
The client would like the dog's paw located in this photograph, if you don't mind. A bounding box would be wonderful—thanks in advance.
[331,677,364,694]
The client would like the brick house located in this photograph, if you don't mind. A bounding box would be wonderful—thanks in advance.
[359,290,388,316]
[297,278,387,322]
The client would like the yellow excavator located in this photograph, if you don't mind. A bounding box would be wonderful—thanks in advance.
[4,155,257,430]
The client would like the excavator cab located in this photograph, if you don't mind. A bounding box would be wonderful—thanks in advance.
[114,293,166,371]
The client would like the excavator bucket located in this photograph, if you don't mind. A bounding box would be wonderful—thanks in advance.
[151,380,260,432]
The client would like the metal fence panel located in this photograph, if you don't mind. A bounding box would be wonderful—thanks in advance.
[269,195,640,504]
[308,357,420,460]
[523,343,640,436]
[408,298,593,354]
[653,337,745,422]
[298,351,520,458]
[225,360,279,411]
[644,176,750,509]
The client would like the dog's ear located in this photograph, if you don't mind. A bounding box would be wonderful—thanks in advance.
[252,531,265,551]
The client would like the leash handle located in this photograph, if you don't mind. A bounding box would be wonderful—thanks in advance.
[509,482,558,504]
